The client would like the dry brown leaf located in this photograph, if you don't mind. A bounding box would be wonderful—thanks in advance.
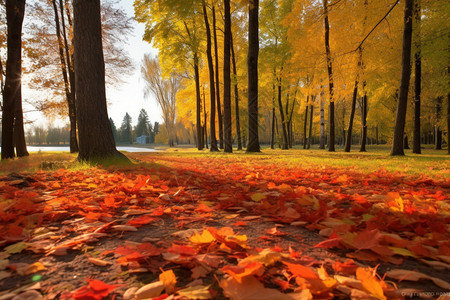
[385,269,450,290]
[134,281,165,299]
[87,257,112,267]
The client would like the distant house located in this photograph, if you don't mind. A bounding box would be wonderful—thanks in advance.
[136,135,148,144]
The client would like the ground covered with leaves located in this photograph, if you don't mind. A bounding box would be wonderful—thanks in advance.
[0,150,449,299]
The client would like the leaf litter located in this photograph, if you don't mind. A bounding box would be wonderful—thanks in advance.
[0,153,449,299]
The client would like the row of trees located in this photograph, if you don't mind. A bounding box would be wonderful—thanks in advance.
[136,0,449,155]
[110,109,160,144]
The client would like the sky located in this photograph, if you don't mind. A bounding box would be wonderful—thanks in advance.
[24,0,162,129]
[106,0,162,127]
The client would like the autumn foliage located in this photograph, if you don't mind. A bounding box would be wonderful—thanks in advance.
[0,153,449,299]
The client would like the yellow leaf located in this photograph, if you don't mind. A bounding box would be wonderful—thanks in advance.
[177,285,211,299]
[189,230,215,244]
[388,247,416,257]
[5,242,27,254]
[250,193,266,202]
[240,248,287,266]
[355,268,386,300]
[24,262,46,275]
[159,269,176,294]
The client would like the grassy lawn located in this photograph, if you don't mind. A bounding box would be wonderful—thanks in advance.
[1,145,448,178]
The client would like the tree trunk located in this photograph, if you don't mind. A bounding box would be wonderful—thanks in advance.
[202,1,218,152]
[303,96,309,149]
[320,97,325,149]
[2,0,27,159]
[246,0,260,152]
[223,0,232,153]
[447,91,449,155]
[308,101,314,149]
[435,97,442,150]
[193,53,203,150]
[412,0,421,154]
[360,93,368,152]
[203,87,208,149]
[60,0,78,153]
[270,83,275,149]
[277,79,289,149]
[323,0,335,152]
[73,0,127,162]
[288,91,297,148]
[345,76,358,152]
[212,6,223,150]
[53,0,76,152]
[231,31,242,150]
[391,0,414,156]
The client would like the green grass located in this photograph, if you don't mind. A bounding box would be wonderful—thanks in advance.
[1,145,448,178]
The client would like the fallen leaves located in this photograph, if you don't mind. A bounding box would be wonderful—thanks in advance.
[0,153,449,298]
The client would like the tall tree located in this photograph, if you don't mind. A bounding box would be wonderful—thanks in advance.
[212,5,224,149]
[119,112,133,144]
[51,0,78,153]
[246,0,260,152]
[1,0,28,159]
[73,0,127,162]
[223,0,232,153]
[391,0,414,156]
[141,55,180,147]
[135,109,150,137]
[322,0,335,152]
[344,55,360,153]
[412,0,421,154]
[360,92,368,151]
[231,31,242,150]
[202,0,218,151]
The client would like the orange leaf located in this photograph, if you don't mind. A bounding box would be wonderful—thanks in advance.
[283,262,318,279]
[355,267,386,300]
[159,269,176,294]
[221,262,264,283]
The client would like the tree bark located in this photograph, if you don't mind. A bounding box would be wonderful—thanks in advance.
[447,91,449,155]
[231,31,242,150]
[391,0,414,156]
[203,87,208,149]
[73,0,127,162]
[308,101,314,149]
[223,0,232,153]
[212,6,223,149]
[303,96,309,149]
[320,97,325,149]
[246,0,260,152]
[345,76,358,152]
[277,79,289,149]
[270,84,275,149]
[288,90,297,148]
[202,0,218,152]
[194,53,203,150]
[2,0,27,159]
[323,0,335,152]
[360,93,367,152]
[60,0,78,153]
[412,0,421,154]
[435,97,442,150]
